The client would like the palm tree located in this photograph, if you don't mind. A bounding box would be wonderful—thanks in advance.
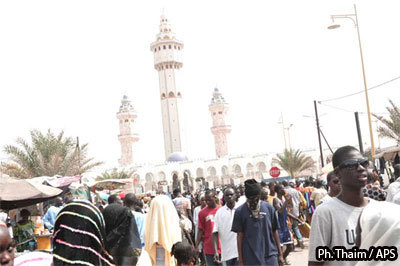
[96,168,136,181]
[373,100,400,144]
[272,148,316,178]
[1,129,103,178]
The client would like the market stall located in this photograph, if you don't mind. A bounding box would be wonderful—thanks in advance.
[373,146,400,161]
[0,178,63,210]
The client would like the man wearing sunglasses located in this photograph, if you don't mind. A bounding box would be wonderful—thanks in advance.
[319,171,341,205]
[308,146,377,266]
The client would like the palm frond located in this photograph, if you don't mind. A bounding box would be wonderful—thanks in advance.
[273,148,316,178]
[2,129,102,178]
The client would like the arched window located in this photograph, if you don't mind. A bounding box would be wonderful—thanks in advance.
[178,46,180,50]
[163,45,166,50]
[158,47,161,51]
[168,91,175,98]
[169,45,171,49]
[177,92,182,97]
[161,93,166,99]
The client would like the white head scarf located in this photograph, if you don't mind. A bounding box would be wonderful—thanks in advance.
[356,201,400,265]
[144,195,182,266]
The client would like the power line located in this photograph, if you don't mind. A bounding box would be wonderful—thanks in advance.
[318,102,389,115]
[319,103,363,113]
[320,75,400,103]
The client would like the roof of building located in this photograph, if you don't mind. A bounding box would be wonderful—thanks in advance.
[167,152,189,162]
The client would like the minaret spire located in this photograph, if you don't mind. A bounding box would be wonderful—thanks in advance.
[150,15,184,160]
[209,87,232,158]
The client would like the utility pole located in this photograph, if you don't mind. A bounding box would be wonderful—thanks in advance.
[279,112,288,150]
[319,129,333,154]
[314,101,324,167]
[354,112,364,154]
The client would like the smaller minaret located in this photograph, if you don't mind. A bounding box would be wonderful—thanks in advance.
[209,88,231,158]
[117,95,139,166]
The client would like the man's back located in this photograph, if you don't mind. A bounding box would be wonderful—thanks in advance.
[311,188,328,207]
[285,186,301,216]
[43,205,62,230]
[386,178,400,202]
[173,196,191,213]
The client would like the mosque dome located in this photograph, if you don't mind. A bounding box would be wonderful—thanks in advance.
[167,152,189,162]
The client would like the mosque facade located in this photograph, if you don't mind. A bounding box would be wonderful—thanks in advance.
[117,15,273,193]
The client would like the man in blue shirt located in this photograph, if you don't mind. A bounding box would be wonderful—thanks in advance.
[232,179,284,266]
[43,197,63,231]
[124,193,146,247]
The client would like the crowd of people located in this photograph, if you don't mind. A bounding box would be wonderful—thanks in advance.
[1,145,400,265]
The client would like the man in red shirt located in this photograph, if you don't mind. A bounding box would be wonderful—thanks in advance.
[195,190,222,266]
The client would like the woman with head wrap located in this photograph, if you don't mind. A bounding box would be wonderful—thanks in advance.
[53,200,114,266]
[13,209,35,252]
[102,203,142,266]
[144,195,182,266]
[355,201,400,266]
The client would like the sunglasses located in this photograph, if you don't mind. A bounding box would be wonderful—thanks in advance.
[337,158,369,170]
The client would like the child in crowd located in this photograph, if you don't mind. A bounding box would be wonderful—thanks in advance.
[172,241,195,266]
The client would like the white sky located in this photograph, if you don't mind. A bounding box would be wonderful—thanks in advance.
[0,0,399,170]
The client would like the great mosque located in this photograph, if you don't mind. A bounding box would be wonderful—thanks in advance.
[116,15,272,193]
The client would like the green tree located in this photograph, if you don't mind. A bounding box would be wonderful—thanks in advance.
[2,129,103,178]
[373,100,400,145]
[272,148,316,178]
[96,168,136,181]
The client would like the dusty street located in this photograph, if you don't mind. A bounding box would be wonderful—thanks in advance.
[286,238,309,266]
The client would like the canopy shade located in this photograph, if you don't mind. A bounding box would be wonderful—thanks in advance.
[373,146,400,161]
[91,178,133,189]
[0,178,63,210]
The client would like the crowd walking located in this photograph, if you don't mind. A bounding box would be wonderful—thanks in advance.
[1,146,400,265]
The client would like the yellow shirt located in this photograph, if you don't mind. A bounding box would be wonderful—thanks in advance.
[267,195,276,205]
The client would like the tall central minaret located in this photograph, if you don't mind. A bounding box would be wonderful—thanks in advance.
[209,88,231,158]
[150,15,184,160]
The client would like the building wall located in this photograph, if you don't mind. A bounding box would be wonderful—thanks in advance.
[131,153,273,192]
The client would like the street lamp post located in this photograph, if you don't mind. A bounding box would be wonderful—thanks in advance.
[285,124,294,150]
[278,112,288,150]
[328,4,375,156]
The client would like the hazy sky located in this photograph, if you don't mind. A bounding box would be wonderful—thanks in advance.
[0,0,399,170]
